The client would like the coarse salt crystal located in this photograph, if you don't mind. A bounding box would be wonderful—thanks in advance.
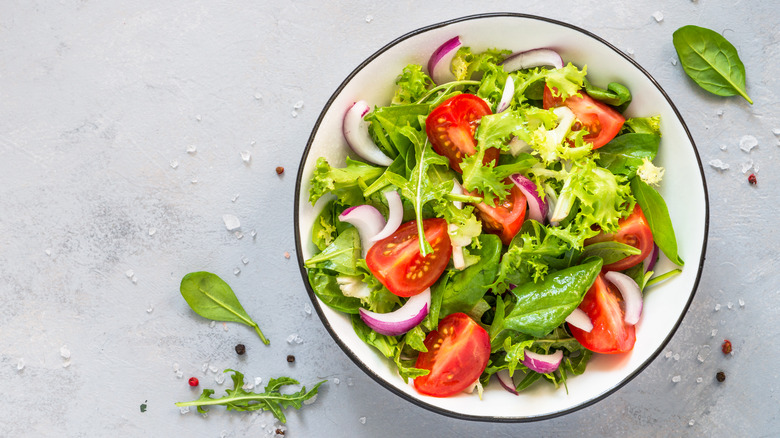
[202,362,209,373]
[708,159,729,170]
[673,353,680,361]
[652,11,663,22]
[45,248,52,256]
[347,377,354,386]
[148,227,157,236]
[234,231,244,239]
[716,109,724,117]
[173,362,180,372]
[232,194,239,202]
[146,304,153,313]
[689,419,695,426]
[179,406,190,414]
[304,303,312,315]
[60,345,71,359]
[209,365,218,373]
[287,334,297,344]
[250,230,257,239]
[234,267,241,276]
[254,377,262,387]
[665,351,673,359]
[215,373,226,385]
[191,177,198,184]
[727,302,734,309]
[359,416,366,424]
[365,15,373,23]
[293,100,304,110]
[714,303,721,311]
[210,321,216,328]
[223,214,241,231]
[186,144,197,154]
[17,358,25,371]
[242,257,249,265]
[175,370,183,378]
[671,375,681,383]
[671,58,678,66]
[242,381,254,390]
[696,377,703,383]
[254,93,262,100]
[240,150,251,163]
[334,377,340,385]
[720,144,728,151]
[195,115,202,121]
[697,345,711,363]
[739,298,745,307]
[711,328,718,337]
[62,359,71,368]
[773,128,780,136]
[125,269,134,278]
[132,275,137,284]
[170,160,179,169]
[739,135,758,152]
[754,163,760,173]
[291,110,298,118]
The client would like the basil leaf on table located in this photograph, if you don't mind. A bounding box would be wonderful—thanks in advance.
[504,257,603,338]
[672,25,752,104]
[631,178,684,266]
[596,133,660,178]
[180,271,269,344]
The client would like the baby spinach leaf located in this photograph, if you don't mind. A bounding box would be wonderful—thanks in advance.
[306,270,362,314]
[596,133,660,178]
[504,257,602,338]
[440,234,502,317]
[304,227,361,275]
[631,178,684,266]
[180,272,269,344]
[580,241,642,266]
[175,369,324,423]
[672,25,752,104]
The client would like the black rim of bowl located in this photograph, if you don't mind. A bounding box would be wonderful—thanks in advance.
[293,12,709,422]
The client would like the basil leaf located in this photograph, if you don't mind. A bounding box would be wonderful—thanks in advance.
[596,133,660,178]
[672,25,752,104]
[180,272,269,344]
[631,178,684,266]
[581,241,642,266]
[504,257,602,337]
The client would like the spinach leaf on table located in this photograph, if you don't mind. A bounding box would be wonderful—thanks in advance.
[672,25,752,104]
[180,272,269,344]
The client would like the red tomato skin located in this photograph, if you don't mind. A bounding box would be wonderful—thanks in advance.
[585,204,654,272]
[425,94,499,173]
[471,183,527,246]
[365,218,451,297]
[543,86,625,149]
[413,313,491,397]
[569,274,636,354]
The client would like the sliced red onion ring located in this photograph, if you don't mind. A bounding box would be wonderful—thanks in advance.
[343,101,393,166]
[369,190,403,242]
[502,48,564,72]
[359,288,431,336]
[509,174,548,223]
[604,271,643,325]
[450,178,465,210]
[428,36,462,84]
[496,369,519,395]
[565,308,593,332]
[522,349,563,374]
[643,243,660,273]
[496,75,515,113]
[339,204,386,256]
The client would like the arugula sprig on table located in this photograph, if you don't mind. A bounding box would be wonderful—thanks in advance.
[175,369,325,423]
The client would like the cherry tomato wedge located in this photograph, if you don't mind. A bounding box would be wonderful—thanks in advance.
[569,274,636,354]
[585,204,654,271]
[414,313,491,397]
[471,182,527,246]
[425,93,499,173]
[366,218,451,297]
[543,85,625,149]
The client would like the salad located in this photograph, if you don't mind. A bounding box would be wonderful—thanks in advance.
[304,37,682,398]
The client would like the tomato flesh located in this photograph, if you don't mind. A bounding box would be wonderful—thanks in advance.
[543,85,625,149]
[414,313,491,397]
[585,204,654,271]
[569,274,636,354]
[471,182,527,246]
[366,218,451,297]
[425,94,499,173]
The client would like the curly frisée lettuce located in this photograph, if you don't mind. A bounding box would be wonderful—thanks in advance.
[303,42,682,397]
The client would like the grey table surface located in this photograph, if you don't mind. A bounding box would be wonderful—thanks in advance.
[1,1,778,437]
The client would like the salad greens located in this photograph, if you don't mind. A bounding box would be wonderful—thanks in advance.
[175,369,325,423]
[304,45,682,395]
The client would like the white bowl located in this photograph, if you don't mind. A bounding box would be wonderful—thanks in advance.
[294,13,708,421]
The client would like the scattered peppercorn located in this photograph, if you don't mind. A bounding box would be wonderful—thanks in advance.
[235,343,246,355]
[722,339,732,355]
[276,166,285,175]
[188,377,199,387]
[286,355,295,363]
[748,173,757,185]
[275,428,286,436]
[716,371,726,382]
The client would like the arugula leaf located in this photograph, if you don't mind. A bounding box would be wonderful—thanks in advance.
[596,133,660,178]
[309,157,384,205]
[366,104,430,159]
[180,272,269,344]
[504,257,602,337]
[175,369,324,423]
[630,178,684,266]
[672,25,752,104]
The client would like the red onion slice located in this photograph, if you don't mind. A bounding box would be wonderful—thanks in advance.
[343,101,393,166]
[428,36,462,84]
[643,242,660,273]
[339,204,386,256]
[359,288,431,336]
[604,271,643,325]
[509,174,548,223]
[496,75,515,113]
[565,308,593,332]
[369,190,403,242]
[502,48,564,72]
[522,349,563,374]
[496,369,519,395]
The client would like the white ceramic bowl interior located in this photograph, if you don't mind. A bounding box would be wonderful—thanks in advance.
[294,13,708,421]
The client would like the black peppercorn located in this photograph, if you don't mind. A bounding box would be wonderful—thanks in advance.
[286,354,295,363]
[235,344,246,355]
[716,371,726,382]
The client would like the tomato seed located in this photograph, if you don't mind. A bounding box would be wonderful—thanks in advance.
[188,377,199,387]
[721,339,732,355]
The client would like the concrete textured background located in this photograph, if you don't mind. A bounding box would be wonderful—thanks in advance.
[1,1,778,436]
